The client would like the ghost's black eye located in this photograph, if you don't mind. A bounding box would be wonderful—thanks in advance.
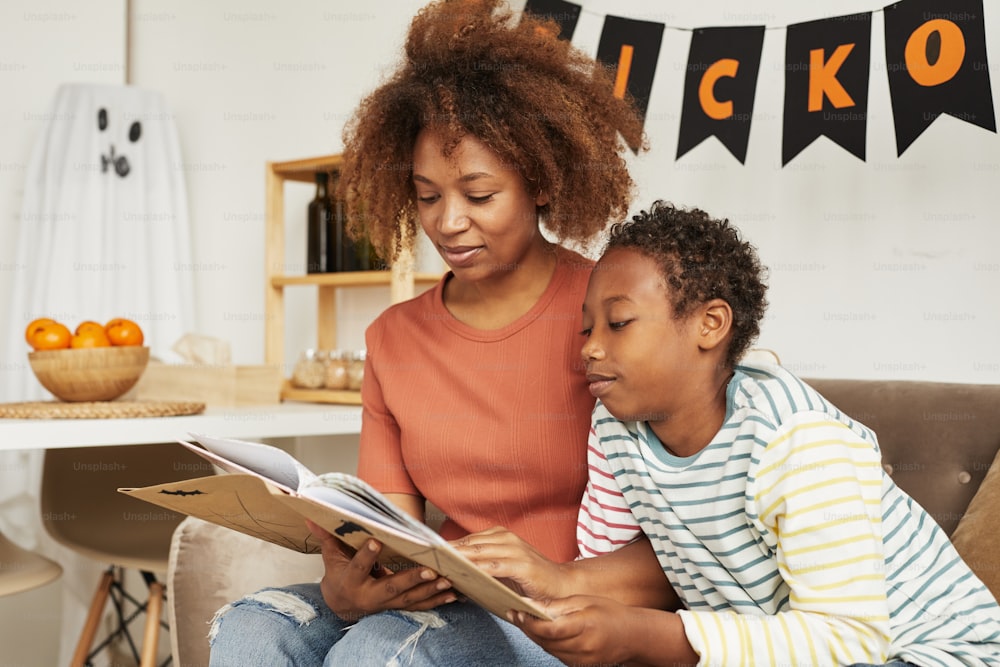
[98,108,108,131]
[129,121,141,143]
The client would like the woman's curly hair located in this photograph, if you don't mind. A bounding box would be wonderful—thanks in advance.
[338,0,645,260]
[606,201,769,368]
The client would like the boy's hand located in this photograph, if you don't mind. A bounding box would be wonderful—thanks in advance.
[451,526,567,600]
[307,520,456,619]
[509,595,634,665]
[511,596,699,667]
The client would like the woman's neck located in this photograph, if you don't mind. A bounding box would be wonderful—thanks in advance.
[443,240,558,330]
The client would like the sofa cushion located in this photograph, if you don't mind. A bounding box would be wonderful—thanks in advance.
[951,446,1000,602]
[167,517,325,667]
[803,378,1000,536]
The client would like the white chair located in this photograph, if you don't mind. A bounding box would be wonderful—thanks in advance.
[41,443,212,667]
[0,531,61,597]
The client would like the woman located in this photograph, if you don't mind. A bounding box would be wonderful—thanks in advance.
[208,1,655,664]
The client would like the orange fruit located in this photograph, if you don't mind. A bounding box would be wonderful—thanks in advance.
[70,322,111,348]
[25,318,56,346]
[75,320,106,337]
[105,318,144,347]
[29,321,72,350]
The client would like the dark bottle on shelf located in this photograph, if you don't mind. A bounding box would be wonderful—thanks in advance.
[361,235,389,271]
[329,169,384,272]
[306,171,333,273]
[329,169,352,272]
[344,234,387,271]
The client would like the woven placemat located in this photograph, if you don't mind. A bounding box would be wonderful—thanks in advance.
[0,400,206,420]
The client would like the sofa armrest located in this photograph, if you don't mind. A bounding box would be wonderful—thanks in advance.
[167,517,324,667]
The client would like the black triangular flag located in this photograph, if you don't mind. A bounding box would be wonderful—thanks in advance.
[783,13,872,166]
[677,27,765,164]
[884,0,996,156]
[522,0,581,40]
[596,14,665,153]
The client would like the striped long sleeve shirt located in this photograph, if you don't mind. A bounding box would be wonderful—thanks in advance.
[578,361,1000,666]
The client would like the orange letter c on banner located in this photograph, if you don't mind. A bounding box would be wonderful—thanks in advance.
[699,59,740,120]
[905,19,965,87]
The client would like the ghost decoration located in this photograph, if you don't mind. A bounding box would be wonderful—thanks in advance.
[4,83,196,402]
[98,105,142,177]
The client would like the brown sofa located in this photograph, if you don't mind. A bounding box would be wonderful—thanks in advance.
[166,377,1000,666]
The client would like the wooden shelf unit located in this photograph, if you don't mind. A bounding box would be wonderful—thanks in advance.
[264,154,439,404]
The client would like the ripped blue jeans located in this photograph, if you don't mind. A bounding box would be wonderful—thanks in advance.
[207,583,565,667]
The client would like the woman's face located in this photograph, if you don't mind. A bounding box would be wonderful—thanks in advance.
[412,128,548,282]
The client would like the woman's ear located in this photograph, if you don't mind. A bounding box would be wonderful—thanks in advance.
[535,189,550,207]
[698,299,733,351]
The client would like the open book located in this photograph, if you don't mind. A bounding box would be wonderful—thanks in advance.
[119,433,550,620]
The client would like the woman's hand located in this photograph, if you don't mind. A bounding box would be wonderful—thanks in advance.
[451,526,569,600]
[307,520,456,620]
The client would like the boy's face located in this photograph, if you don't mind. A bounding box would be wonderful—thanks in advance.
[580,247,704,425]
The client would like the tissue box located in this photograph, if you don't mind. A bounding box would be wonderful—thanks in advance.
[132,362,282,406]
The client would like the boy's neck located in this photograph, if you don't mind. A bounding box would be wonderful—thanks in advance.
[649,367,733,458]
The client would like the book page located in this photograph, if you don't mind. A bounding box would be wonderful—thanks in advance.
[185,432,317,492]
[304,473,443,545]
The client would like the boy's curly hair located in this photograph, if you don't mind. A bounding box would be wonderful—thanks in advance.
[338,0,645,260]
[606,201,769,368]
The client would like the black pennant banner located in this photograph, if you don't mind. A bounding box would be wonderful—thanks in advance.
[523,0,582,40]
[884,0,996,156]
[783,13,873,166]
[595,14,665,153]
[677,27,766,164]
[518,0,993,165]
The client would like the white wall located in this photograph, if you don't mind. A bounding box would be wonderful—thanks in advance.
[123,0,1000,384]
[577,0,1000,383]
[6,0,994,383]
[128,0,436,374]
[0,3,126,664]
[0,0,127,386]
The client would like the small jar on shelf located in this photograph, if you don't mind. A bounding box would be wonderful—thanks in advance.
[324,350,350,390]
[291,349,327,389]
[347,350,366,391]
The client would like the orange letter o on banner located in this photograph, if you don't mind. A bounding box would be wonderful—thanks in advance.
[699,59,739,120]
[905,19,965,87]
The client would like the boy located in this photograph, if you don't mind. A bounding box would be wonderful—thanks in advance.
[507,201,1000,666]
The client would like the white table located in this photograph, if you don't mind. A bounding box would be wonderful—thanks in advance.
[0,402,362,450]
[0,401,360,605]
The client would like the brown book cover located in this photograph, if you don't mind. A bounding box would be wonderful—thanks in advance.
[119,433,550,621]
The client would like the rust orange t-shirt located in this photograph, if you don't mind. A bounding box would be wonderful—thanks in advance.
[357,246,595,563]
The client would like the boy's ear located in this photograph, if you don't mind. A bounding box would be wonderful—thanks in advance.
[697,299,733,351]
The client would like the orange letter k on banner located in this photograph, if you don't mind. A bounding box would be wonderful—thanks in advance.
[808,43,856,112]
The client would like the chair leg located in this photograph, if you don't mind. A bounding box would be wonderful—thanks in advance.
[71,569,115,667]
[139,580,165,667]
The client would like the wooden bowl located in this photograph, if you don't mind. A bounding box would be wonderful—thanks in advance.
[28,346,150,402]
